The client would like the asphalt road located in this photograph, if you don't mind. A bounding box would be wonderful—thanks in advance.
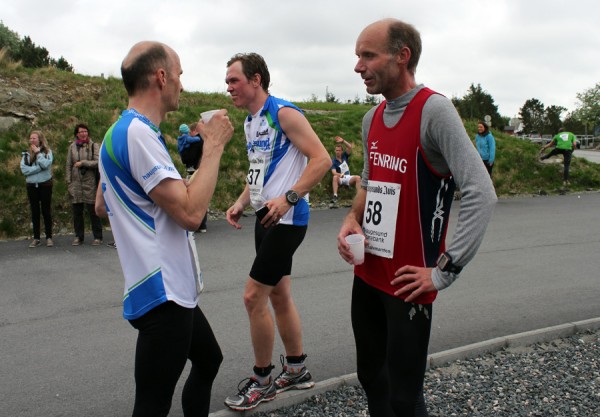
[574,148,600,164]
[1,192,599,416]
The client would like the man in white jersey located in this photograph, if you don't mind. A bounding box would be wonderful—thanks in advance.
[223,53,331,411]
[94,41,233,417]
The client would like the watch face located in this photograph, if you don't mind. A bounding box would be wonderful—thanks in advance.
[437,253,450,270]
[286,190,299,204]
[436,252,462,274]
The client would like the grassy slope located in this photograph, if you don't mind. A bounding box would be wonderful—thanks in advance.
[1,68,599,238]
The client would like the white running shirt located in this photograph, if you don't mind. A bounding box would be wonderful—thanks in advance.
[99,109,200,320]
[244,95,310,226]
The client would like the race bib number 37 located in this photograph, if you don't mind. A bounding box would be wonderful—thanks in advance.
[247,157,266,209]
[363,180,401,259]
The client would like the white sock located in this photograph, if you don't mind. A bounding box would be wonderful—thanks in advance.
[254,373,271,385]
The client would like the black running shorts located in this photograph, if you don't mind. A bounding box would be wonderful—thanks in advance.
[250,221,307,286]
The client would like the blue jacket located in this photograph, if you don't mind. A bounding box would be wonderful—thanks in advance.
[475,133,495,164]
[21,150,53,184]
[177,134,202,154]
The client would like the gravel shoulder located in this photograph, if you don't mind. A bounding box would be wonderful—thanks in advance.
[212,325,600,417]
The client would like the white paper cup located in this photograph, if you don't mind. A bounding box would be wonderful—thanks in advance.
[345,234,365,265]
[200,110,219,123]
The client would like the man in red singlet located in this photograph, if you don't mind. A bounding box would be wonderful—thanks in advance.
[337,19,497,417]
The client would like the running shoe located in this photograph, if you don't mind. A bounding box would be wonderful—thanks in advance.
[224,377,276,411]
[274,360,315,393]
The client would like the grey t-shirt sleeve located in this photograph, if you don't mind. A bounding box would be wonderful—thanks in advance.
[360,106,377,187]
[359,87,497,291]
[421,95,497,290]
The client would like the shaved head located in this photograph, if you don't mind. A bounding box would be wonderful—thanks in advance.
[121,41,175,96]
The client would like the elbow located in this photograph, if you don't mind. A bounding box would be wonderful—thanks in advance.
[182,209,207,231]
[95,202,108,218]
[319,155,333,175]
[479,177,498,205]
[486,188,498,208]
[184,219,201,231]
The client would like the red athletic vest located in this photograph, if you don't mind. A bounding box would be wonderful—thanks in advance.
[355,88,455,304]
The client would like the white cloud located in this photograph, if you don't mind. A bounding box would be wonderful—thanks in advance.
[2,0,598,118]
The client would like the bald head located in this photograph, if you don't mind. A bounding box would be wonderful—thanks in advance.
[362,18,422,74]
[121,41,176,96]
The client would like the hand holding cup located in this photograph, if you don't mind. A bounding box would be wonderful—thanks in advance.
[344,234,365,265]
[201,110,220,124]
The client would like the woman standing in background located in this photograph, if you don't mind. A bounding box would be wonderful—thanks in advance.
[66,123,103,246]
[20,130,54,247]
[475,121,496,177]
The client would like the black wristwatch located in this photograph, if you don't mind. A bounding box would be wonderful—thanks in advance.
[285,190,300,206]
[436,252,463,274]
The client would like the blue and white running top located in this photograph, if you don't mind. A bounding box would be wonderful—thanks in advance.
[245,95,309,226]
[99,109,200,320]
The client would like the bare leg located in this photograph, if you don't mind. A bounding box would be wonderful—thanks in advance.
[243,278,276,367]
[269,276,303,357]
[350,176,361,191]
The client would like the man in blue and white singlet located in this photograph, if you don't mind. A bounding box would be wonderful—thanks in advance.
[223,53,331,411]
[94,41,234,417]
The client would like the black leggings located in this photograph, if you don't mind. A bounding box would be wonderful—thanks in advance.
[542,148,573,180]
[351,276,431,417]
[129,301,223,417]
[72,202,103,240]
[482,160,493,177]
[27,184,53,239]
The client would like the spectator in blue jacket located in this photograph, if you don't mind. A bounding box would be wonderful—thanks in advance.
[177,123,207,232]
[21,130,54,248]
[177,123,204,172]
[475,121,496,177]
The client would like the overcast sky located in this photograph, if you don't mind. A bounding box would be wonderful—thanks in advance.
[2,0,598,119]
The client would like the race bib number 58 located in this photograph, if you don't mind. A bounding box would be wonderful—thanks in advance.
[363,180,401,259]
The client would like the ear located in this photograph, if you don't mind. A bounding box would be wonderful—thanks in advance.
[395,46,411,67]
[156,68,168,89]
[251,73,261,88]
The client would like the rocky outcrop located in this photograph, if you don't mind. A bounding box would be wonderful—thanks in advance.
[0,73,103,130]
